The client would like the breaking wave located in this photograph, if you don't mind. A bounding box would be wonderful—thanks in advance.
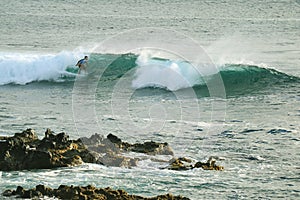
[0,51,298,97]
[0,51,84,85]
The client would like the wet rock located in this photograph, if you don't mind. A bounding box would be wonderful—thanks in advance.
[0,129,38,167]
[106,134,174,155]
[131,141,173,155]
[21,189,43,199]
[1,129,148,170]
[3,185,190,200]
[81,133,120,154]
[55,185,80,199]
[194,157,224,171]
[80,133,105,146]
[2,189,13,197]
[0,129,88,171]
[0,128,223,171]
[15,186,25,196]
[13,129,38,143]
[167,157,193,170]
[38,129,71,150]
[76,149,98,163]
[97,151,138,168]
[166,157,224,171]
[35,185,52,196]
[23,150,53,169]
[107,133,122,144]
[81,133,173,168]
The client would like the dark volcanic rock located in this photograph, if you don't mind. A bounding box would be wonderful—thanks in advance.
[97,150,138,167]
[1,129,173,170]
[167,157,224,171]
[3,185,190,200]
[80,133,138,168]
[167,157,193,170]
[35,184,52,196]
[0,129,174,170]
[0,128,224,171]
[106,133,174,155]
[0,129,88,171]
[194,157,224,171]
[81,133,120,154]
[80,133,174,168]
[107,133,122,144]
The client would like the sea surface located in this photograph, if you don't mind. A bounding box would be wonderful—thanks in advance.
[0,0,299,199]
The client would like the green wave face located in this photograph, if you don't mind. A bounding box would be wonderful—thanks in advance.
[215,64,299,97]
[220,64,297,86]
[84,53,299,97]
[4,52,298,98]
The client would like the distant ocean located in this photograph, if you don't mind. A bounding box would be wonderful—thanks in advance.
[0,0,299,199]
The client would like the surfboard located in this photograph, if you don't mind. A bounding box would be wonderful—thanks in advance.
[59,71,87,78]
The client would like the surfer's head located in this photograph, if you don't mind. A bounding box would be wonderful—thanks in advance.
[84,56,88,60]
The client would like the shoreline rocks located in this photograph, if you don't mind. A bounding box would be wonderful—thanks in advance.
[3,185,190,200]
[0,128,225,199]
[106,133,174,155]
[166,157,224,171]
[80,133,174,168]
[0,128,224,171]
[0,129,89,171]
[81,133,174,156]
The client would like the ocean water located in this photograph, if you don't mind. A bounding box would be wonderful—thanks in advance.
[0,0,300,199]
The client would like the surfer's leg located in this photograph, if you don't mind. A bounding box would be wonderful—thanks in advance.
[82,66,87,74]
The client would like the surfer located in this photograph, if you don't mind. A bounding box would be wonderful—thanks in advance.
[76,56,88,74]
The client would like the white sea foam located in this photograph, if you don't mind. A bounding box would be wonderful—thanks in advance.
[132,52,209,91]
[0,51,85,85]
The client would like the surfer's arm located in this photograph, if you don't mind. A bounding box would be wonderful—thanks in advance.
[76,59,84,67]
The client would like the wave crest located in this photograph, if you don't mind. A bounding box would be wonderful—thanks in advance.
[132,56,205,91]
[0,51,298,95]
[132,54,299,92]
[0,51,84,85]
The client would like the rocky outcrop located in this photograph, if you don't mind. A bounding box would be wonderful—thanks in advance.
[0,129,170,171]
[0,129,224,171]
[82,133,174,156]
[3,185,190,200]
[0,129,90,171]
[0,129,141,171]
[166,157,224,171]
[80,133,173,167]
[107,133,174,155]
[167,157,193,170]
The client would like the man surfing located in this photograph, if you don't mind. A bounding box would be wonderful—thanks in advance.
[76,56,88,74]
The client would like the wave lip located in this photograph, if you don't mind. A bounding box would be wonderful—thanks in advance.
[0,51,83,85]
[132,56,205,91]
[1,51,298,96]
[132,54,299,93]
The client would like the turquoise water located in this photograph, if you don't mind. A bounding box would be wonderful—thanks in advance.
[0,0,300,199]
